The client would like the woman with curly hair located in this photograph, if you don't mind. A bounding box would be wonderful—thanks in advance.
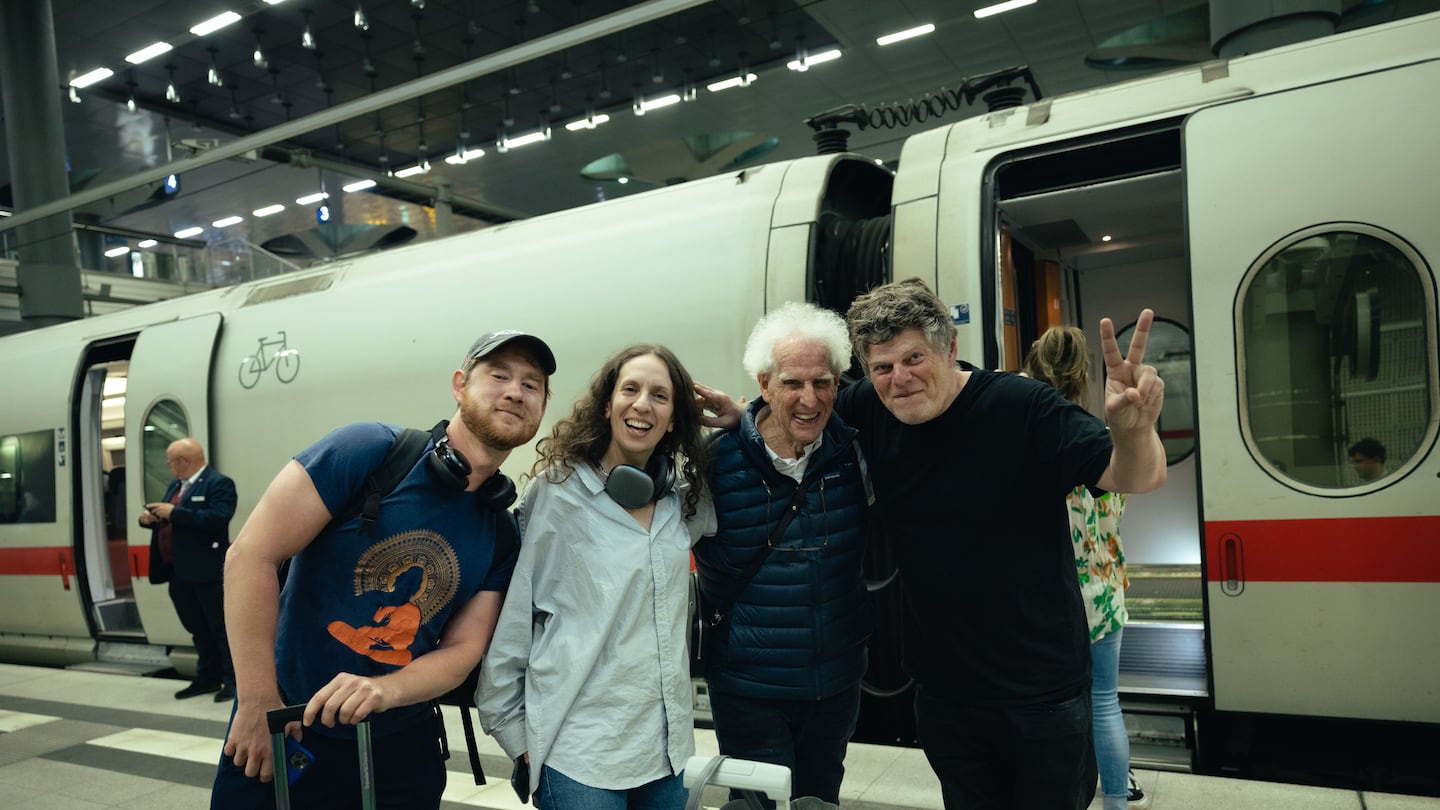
[1023,325,1147,810]
[477,344,709,810]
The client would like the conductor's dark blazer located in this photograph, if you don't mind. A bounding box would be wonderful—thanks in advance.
[144,467,238,585]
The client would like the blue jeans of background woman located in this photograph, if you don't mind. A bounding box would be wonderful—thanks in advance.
[1091,628,1129,809]
[535,765,686,810]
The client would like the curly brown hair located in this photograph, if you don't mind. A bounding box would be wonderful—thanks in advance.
[1022,325,1089,407]
[531,344,708,519]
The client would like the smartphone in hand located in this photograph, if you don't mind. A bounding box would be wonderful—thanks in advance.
[510,756,530,803]
[283,736,317,785]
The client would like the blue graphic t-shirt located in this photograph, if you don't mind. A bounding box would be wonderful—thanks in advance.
[277,422,517,738]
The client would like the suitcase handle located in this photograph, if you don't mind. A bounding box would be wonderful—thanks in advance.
[266,704,307,734]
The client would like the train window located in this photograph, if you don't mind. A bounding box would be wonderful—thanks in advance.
[0,430,57,524]
[1238,226,1436,491]
[1116,317,1194,465]
[141,400,189,502]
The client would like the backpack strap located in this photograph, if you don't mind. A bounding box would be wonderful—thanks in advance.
[330,427,433,537]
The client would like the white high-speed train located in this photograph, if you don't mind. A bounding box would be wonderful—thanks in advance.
[1,10,1436,792]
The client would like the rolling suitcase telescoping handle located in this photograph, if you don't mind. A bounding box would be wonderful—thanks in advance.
[266,704,376,810]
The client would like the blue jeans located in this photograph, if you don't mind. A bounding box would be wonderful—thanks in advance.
[707,683,861,806]
[536,765,687,810]
[1091,629,1129,808]
[914,682,1094,810]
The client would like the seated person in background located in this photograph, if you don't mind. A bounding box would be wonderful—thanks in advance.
[1348,438,1386,482]
[694,302,872,808]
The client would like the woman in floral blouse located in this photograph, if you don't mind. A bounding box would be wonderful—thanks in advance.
[1024,326,1147,810]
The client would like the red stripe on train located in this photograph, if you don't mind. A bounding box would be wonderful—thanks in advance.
[0,546,151,578]
[1205,516,1440,583]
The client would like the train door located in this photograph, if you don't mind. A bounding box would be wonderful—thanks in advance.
[1186,61,1440,724]
[120,314,223,659]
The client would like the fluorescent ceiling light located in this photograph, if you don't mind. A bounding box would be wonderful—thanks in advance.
[707,74,758,92]
[787,49,842,71]
[343,179,377,192]
[137,239,158,248]
[104,246,130,258]
[637,94,681,112]
[394,164,429,178]
[564,114,611,131]
[0,210,11,217]
[444,148,487,163]
[262,0,289,4]
[70,68,114,88]
[174,226,203,239]
[125,42,174,64]
[212,215,243,228]
[501,130,550,149]
[876,23,935,46]
[296,191,329,205]
[253,204,285,217]
[190,11,243,36]
[974,0,1036,19]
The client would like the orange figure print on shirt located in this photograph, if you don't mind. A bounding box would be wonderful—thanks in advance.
[328,562,426,666]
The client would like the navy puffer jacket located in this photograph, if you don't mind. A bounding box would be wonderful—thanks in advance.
[694,398,873,700]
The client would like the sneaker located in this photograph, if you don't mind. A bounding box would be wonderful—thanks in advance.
[1127,770,1151,809]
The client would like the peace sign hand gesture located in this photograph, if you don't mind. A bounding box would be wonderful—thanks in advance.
[1100,308,1165,433]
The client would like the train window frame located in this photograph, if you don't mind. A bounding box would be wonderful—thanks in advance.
[141,399,190,503]
[1234,222,1439,496]
[1114,316,1195,466]
[0,429,58,524]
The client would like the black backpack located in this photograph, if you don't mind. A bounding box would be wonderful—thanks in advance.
[308,426,520,786]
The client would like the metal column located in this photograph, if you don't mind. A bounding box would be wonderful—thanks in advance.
[0,0,82,328]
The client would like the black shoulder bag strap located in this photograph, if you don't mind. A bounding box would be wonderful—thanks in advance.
[701,480,811,628]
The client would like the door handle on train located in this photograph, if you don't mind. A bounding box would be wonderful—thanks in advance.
[1219,532,1244,596]
[58,550,71,591]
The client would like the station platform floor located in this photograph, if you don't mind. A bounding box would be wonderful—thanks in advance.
[2,663,1438,810]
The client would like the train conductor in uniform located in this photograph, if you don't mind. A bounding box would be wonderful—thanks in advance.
[139,437,239,702]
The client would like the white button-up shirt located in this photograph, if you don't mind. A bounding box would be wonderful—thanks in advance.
[477,462,699,793]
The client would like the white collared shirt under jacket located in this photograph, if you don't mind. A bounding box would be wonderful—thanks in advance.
[476,463,700,793]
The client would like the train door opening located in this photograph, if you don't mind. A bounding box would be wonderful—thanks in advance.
[74,339,141,640]
[982,122,1206,768]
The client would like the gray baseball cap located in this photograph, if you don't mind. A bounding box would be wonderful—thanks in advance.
[465,330,557,375]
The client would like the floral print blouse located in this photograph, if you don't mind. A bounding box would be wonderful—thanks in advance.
[1068,485,1129,642]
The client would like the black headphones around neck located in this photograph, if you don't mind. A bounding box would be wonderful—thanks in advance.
[425,420,516,510]
[599,453,676,510]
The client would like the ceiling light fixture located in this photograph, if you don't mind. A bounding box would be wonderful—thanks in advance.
[207,47,224,87]
[104,246,131,258]
[444,147,486,164]
[1101,234,1113,242]
[565,112,610,131]
[164,64,181,103]
[125,42,174,65]
[973,0,1037,19]
[791,35,809,72]
[301,9,317,50]
[174,226,204,239]
[70,67,113,88]
[787,48,841,71]
[137,239,158,248]
[394,163,429,178]
[707,73,758,92]
[635,92,681,114]
[354,2,369,30]
[253,29,268,69]
[190,11,242,37]
[296,192,329,205]
[343,179,377,192]
[253,204,286,217]
[876,23,936,46]
[212,215,244,228]
[499,129,549,150]
[125,77,138,113]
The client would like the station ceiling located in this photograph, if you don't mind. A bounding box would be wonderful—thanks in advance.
[2,0,1437,255]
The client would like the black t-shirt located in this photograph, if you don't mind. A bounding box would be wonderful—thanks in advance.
[836,363,1113,705]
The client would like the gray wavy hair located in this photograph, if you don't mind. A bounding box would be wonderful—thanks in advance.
[742,302,852,378]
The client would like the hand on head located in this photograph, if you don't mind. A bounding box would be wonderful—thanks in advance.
[1099,308,1165,432]
[693,381,745,429]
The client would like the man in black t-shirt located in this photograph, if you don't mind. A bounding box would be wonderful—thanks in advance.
[838,279,1167,809]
